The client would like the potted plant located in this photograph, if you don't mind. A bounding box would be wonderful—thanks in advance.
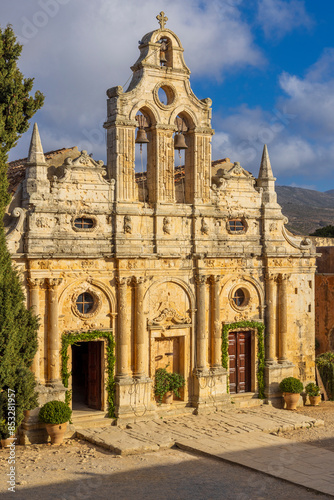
[155,368,185,405]
[279,377,303,410]
[305,383,321,406]
[0,420,16,448]
[39,400,72,445]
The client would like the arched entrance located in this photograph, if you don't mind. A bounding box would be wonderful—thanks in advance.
[71,340,104,409]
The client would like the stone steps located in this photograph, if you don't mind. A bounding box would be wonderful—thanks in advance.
[229,393,263,408]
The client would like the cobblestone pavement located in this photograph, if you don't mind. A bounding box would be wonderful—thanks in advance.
[1,404,333,499]
[75,405,334,497]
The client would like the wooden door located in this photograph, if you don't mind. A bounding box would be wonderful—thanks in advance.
[88,341,102,409]
[228,331,251,394]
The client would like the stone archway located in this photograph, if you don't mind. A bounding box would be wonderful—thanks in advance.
[145,279,193,404]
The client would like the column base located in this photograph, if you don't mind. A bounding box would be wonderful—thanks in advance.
[114,377,157,423]
[192,368,229,412]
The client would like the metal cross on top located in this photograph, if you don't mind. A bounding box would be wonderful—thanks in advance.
[157,11,168,29]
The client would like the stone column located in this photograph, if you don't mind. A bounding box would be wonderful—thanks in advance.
[278,274,289,363]
[46,278,62,384]
[265,273,277,364]
[195,275,208,372]
[210,275,221,369]
[27,278,43,381]
[116,277,130,379]
[133,277,147,379]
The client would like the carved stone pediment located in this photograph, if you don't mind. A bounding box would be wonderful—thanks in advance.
[64,150,105,169]
[223,162,254,180]
[148,307,191,326]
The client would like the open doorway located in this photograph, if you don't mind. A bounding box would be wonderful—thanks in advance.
[71,341,103,410]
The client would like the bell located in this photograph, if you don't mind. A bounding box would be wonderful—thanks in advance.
[160,54,167,65]
[135,127,149,144]
[174,133,188,150]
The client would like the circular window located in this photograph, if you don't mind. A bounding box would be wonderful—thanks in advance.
[233,288,246,307]
[153,83,177,109]
[76,292,94,314]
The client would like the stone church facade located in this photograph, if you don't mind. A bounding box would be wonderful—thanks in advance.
[5,14,317,442]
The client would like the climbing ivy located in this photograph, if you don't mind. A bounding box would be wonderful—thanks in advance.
[222,321,265,399]
[61,330,116,418]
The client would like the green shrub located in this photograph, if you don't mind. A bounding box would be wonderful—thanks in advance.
[305,383,320,397]
[154,368,185,404]
[316,352,334,400]
[279,377,303,394]
[39,400,72,425]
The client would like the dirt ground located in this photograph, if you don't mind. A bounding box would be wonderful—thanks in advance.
[279,400,334,452]
[0,401,333,500]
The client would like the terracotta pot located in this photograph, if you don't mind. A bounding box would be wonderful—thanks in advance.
[283,392,300,410]
[1,437,15,448]
[162,391,173,404]
[309,395,321,406]
[45,422,67,445]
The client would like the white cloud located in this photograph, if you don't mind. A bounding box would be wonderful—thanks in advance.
[257,0,313,39]
[1,0,264,162]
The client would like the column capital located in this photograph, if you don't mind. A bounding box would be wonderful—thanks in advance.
[195,275,207,286]
[264,272,279,283]
[209,275,221,284]
[27,277,45,289]
[278,273,290,283]
[116,276,131,287]
[132,276,149,286]
[46,277,62,289]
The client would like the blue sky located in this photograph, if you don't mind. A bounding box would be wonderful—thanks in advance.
[2,0,334,191]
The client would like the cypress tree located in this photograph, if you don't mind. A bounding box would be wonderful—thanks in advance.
[0,25,44,439]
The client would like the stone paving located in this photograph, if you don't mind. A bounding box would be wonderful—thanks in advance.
[76,405,334,497]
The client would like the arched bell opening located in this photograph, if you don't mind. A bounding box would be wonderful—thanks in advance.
[158,36,173,68]
[174,115,188,204]
[135,110,151,202]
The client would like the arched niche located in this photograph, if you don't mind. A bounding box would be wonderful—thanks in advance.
[58,278,116,331]
[144,278,194,402]
[219,275,264,322]
[170,109,197,204]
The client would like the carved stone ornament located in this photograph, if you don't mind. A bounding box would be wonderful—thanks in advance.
[201,218,209,235]
[124,215,132,234]
[27,277,45,289]
[163,217,172,235]
[71,282,102,319]
[5,207,26,241]
[46,277,63,289]
[148,307,191,326]
[65,150,105,169]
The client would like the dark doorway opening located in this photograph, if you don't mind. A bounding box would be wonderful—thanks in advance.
[72,341,103,410]
[228,331,252,394]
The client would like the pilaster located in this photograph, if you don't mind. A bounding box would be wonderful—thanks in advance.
[27,277,45,381]
[195,275,208,373]
[46,278,62,384]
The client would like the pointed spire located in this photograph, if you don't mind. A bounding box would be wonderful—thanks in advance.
[258,144,274,179]
[27,123,46,165]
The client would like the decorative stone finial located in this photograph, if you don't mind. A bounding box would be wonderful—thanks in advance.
[156,11,168,29]
[27,123,46,165]
[259,144,274,179]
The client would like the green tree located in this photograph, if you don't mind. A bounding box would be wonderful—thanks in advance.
[0,25,44,439]
[310,225,334,237]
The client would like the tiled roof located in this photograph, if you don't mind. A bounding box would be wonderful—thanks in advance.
[8,150,232,191]
[7,147,78,193]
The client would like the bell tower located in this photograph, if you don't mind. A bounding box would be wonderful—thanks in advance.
[104,12,214,206]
